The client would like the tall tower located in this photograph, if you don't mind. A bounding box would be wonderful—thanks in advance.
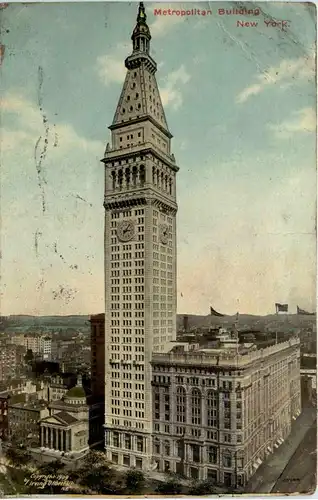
[102,3,179,469]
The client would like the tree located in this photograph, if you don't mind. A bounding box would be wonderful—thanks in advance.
[37,459,65,475]
[124,469,145,494]
[78,465,124,495]
[188,480,216,495]
[5,446,31,468]
[155,478,183,495]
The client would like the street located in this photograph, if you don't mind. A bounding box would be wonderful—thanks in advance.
[245,406,317,494]
[272,421,317,494]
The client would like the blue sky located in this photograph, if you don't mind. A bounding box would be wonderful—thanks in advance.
[1,1,316,316]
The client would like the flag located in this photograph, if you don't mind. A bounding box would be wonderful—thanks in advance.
[297,306,315,316]
[275,303,288,313]
[210,306,224,317]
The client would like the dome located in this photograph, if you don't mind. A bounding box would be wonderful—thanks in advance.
[65,386,86,399]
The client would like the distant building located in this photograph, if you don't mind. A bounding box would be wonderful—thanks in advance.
[90,314,105,401]
[0,395,9,441]
[47,375,69,402]
[41,337,52,360]
[149,336,301,486]
[87,314,105,449]
[8,400,49,447]
[23,334,43,353]
[0,342,19,381]
[300,368,316,408]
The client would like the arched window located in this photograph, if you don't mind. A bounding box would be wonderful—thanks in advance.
[156,169,160,188]
[222,449,232,468]
[191,388,201,425]
[139,165,145,186]
[161,172,164,188]
[176,386,186,423]
[169,178,172,195]
[125,167,130,187]
[118,169,123,190]
[132,166,138,187]
[111,171,116,190]
[164,175,168,191]
[152,166,156,185]
[207,391,218,427]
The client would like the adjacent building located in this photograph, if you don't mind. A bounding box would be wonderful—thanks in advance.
[151,335,301,486]
[90,314,105,401]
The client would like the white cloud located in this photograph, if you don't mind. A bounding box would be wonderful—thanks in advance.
[237,49,315,103]
[160,64,190,110]
[96,53,126,86]
[1,93,103,156]
[268,107,316,139]
[149,3,186,37]
[1,92,105,315]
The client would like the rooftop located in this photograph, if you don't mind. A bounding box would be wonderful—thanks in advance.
[9,400,48,410]
[152,337,300,367]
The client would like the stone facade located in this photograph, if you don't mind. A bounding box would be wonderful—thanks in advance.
[150,337,301,486]
[8,400,49,447]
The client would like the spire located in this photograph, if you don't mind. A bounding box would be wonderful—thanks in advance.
[131,1,151,55]
[137,2,147,23]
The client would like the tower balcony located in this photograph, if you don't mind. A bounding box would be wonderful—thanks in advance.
[102,141,178,171]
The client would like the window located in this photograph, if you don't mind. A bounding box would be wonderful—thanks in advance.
[208,446,217,464]
[136,436,143,452]
[207,391,218,427]
[191,388,201,425]
[164,441,170,456]
[113,432,119,447]
[223,452,232,468]
[124,434,131,449]
[176,387,186,423]
[154,439,160,454]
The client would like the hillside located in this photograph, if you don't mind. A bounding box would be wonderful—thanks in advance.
[0,312,315,333]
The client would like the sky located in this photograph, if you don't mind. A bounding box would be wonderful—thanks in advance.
[1,1,316,316]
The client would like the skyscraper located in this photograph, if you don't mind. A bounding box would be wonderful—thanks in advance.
[102,3,179,469]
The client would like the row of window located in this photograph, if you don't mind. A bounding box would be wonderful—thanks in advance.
[111,209,144,219]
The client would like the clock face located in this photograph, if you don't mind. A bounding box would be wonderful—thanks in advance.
[159,224,169,245]
[116,220,135,242]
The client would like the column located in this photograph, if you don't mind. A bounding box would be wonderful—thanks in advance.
[68,430,72,452]
[53,428,56,450]
[57,430,60,451]
[62,430,65,452]
[48,428,52,449]
[65,430,69,451]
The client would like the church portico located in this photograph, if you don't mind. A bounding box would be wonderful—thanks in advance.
[40,425,72,452]
[37,376,90,461]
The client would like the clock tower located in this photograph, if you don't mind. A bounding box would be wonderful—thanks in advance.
[102,3,179,469]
